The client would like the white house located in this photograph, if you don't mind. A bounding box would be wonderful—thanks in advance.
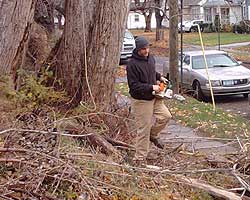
[127,0,169,29]
[127,12,157,29]
[182,0,206,21]
[203,0,244,24]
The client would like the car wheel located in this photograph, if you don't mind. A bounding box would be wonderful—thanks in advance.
[119,59,129,65]
[190,27,197,32]
[243,93,249,98]
[193,81,205,101]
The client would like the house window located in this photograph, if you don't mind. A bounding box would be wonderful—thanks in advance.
[205,8,212,22]
[191,7,200,20]
[221,8,229,23]
[134,14,140,22]
[243,5,246,19]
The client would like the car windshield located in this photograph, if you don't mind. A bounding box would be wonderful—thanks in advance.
[124,31,133,39]
[192,54,239,69]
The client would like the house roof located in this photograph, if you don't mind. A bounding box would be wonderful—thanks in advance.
[183,0,202,6]
[203,0,241,7]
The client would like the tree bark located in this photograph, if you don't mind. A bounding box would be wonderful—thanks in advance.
[168,0,179,94]
[0,0,37,75]
[50,0,130,110]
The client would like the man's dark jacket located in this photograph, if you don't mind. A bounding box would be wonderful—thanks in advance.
[126,50,161,100]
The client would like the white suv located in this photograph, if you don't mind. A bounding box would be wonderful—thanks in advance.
[120,30,136,62]
[178,19,204,32]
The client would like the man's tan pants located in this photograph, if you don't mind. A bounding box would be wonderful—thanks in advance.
[131,98,172,160]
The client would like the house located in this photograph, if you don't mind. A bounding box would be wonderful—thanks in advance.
[203,0,244,24]
[243,0,250,20]
[182,0,207,21]
[127,11,157,29]
[127,0,168,29]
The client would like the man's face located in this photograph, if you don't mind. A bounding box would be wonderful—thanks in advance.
[138,46,150,57]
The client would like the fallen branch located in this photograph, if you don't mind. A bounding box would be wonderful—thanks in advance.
[0,128,92,137]
[0,158,37,166]
[0,148,27,153]
[87,133,121,156]
[105,137,135,150]
[179,176,241,200]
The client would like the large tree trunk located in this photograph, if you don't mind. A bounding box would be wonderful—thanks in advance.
[144,9,153,32]
[0,0,37,76]
[50,0,130,110]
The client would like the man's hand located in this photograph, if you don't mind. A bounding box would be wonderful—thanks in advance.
[160,76,169,84]
[153,85,160,92]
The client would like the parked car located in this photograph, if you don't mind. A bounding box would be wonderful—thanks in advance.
[163,50,250,101]
[120,30,136,64]
[178,19,204,32]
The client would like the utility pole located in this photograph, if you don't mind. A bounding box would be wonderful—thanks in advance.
[168,0,179,94]
[180,0,183,91]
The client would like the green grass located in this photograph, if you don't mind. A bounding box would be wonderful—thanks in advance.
[183,32,250,46]
[168,96,250,138]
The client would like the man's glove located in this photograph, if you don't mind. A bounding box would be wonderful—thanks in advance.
[160,76,169,84]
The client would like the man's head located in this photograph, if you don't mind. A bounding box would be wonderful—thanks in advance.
[135,36,150,57]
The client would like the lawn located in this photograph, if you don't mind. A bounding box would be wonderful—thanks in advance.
[168,96,250,139]
[131,29,250,46]
[130,29,250,61]
[183,32,250,46]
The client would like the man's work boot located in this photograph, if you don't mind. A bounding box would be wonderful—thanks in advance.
[150,137,164,149]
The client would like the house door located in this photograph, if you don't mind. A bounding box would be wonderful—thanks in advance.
[221,8,229,24]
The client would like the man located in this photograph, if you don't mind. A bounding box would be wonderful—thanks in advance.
[126,36,172,163]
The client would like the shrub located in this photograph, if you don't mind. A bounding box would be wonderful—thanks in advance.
[5,70,68,109]
[233,20,250,34]
[203,23,214,33]
[222,24,233,32]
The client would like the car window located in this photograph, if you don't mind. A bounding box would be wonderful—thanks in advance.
[124,31,134,39]
[192,54,239,69]
[183,55,190,65]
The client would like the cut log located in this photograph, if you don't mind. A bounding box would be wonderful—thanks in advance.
[57,119,121,156]
[87,133,120,156]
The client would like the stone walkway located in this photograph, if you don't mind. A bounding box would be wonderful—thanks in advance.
[116,94,238,156]
[161,120,237,155]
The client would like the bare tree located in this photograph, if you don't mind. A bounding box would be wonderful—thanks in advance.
[168,0,179,94]
[49,0,130,110]
[34,0,55,33]
[0,0,37,77]
[155,0,168,40]
[131,0,154,32]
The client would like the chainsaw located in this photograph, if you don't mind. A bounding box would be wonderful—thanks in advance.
[152,80,185,102]
[152,80,173,99]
